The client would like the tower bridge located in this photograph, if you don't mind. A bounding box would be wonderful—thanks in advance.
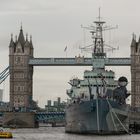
[0,27,139,128]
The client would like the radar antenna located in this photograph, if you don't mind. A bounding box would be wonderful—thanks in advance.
[80,8,118,58]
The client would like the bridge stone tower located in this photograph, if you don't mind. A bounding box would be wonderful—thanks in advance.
[131,35,140,108]
[9,27,33,111]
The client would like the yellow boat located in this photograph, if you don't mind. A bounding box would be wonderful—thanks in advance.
[0,131,13,138]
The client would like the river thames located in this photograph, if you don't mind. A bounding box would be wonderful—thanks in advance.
[5,127,140,140]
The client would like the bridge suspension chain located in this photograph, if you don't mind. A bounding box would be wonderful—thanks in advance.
[0,66,10,84]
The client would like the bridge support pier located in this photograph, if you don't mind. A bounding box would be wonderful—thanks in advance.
[3,112,38,128]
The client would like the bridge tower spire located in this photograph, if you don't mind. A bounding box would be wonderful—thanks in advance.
[9,26,34,111]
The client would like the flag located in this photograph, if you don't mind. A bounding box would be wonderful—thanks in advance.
[64,46,67,52]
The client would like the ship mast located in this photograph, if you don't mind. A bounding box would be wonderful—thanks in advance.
[81,8,118,69]
[92,8,106,58]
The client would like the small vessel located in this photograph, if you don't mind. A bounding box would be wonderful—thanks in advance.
[0,129,13,138]
[65,11,130,134]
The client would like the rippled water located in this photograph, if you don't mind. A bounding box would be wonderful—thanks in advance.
[5,127,139,140]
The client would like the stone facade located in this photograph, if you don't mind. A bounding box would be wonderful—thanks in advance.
[3,112,38,128]
[131,35,140,108]
[9,27,34,111]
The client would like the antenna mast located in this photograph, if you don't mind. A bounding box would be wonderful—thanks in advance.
[81,8,118,59]
[98,7,101,21]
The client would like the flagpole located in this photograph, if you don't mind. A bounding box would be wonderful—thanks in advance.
[64,46,67,58]
[66,50,67,58]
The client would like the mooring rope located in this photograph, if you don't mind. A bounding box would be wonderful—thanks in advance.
[106,99,131,135]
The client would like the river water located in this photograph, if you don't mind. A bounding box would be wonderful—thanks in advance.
[6,127,139,140]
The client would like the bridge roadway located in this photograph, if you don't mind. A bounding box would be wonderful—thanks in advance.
[29,57,131,66]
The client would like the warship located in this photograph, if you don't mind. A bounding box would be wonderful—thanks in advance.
[65,11,130,134]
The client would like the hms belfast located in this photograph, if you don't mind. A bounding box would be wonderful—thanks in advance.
[65,12,130,134]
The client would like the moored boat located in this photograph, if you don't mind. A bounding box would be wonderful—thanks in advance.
[0,130,13,138]
[65,11,130,134]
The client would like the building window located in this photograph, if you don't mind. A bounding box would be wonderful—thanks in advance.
[18,98,20,103]
[15,73,24,79]
[17,86,20,91]
[15,56,23,64]
[17,57,20,62]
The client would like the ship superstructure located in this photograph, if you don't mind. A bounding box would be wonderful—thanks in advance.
[65,10,130,134]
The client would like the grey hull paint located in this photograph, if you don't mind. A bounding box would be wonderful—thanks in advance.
[65,99,129,134]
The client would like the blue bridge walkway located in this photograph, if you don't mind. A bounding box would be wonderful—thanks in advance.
[35,112,65,123]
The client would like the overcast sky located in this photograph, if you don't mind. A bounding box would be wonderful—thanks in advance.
[0,0,139,107]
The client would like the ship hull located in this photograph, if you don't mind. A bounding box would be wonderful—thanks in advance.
[65,99,129,134]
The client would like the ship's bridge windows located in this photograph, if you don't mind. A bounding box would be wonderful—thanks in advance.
[81,84,110,87]
[84,76,107,79]
[83,76,115,79]
[108,85,115,87]
[84,76,94,78]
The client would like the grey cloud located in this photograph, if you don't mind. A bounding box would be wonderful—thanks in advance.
[0,0,139,107]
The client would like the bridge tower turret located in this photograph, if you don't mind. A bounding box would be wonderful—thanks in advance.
[131,34,140,108]
[9,27,34,111]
